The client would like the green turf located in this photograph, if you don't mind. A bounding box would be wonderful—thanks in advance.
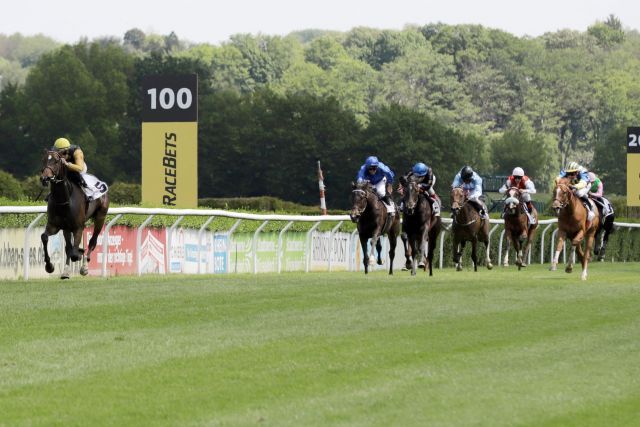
[1,264,639,426]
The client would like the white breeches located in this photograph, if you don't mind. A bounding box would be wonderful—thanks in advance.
[374,178,387,198]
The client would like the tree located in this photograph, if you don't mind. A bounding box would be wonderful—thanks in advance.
[490,115,559,188]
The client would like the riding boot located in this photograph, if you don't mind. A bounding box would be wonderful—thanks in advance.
[526,201,534,213]
[581,197,595,223]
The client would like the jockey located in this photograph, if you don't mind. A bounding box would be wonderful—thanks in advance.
[587,171,614,218]
[557,161,595,222]
[587,171,603,198]
[51,137,108,201]
[356,155,395,212]
[498,167,537,220]
[401,162,441,216]
[451,165,488,219]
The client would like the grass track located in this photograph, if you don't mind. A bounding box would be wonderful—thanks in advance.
[1,264,640,426]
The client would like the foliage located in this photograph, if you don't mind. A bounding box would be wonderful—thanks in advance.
[0,169,24,199]
[108,182,141,205]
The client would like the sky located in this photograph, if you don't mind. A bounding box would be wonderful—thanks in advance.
[3,0,640,45]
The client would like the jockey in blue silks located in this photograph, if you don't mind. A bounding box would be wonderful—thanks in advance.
[556,161,595,222]
[356,156,395,210]
[451,165,488,219]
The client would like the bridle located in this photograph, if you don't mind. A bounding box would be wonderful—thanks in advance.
[41,151,71,205]
[553,183,572,211]
[350,188,369,218]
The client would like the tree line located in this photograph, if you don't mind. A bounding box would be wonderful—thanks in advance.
[0,16,638,208]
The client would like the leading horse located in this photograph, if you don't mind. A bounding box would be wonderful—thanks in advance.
[40,150,109,278]
[400,177,441,276]
[502,187,538,270]
[350,181,400,274]
[550,177,600,280]
[450,187,493,271]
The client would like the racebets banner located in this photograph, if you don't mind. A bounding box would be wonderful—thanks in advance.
[141,75,198,208]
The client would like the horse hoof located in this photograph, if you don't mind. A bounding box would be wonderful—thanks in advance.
[45,263,55,274]
[565,267,573,274]
[581,273,588,281]
[456,265,462,272]
[60,274,70,280]
[404,261,412,270]
[71,255,80,262]
[377,259,384,266]
[80,266,89,276]
[418,263,425,269]
[486,263,493,270]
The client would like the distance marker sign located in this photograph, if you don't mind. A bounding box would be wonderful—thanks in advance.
[627,127,640,207]
[142,75,198,208]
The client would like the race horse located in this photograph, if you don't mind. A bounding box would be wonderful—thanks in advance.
[399,177,441,276]
[350,181,400,274]
[591,197,615,261]
[40,150,110,278]
[502,187,538,270]
[450,187,493,271]
[550,177,600,280]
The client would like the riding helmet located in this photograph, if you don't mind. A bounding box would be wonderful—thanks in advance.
[412,162,429,177]
[461,166,474,180]
[565,161,581,173]
[512,167,524,177]
[53,137,71,150]
[365,156,379,168]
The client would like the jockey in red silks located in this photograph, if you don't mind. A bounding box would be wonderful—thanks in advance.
[498,167,537,223]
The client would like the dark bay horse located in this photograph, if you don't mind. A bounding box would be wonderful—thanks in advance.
[350,181,400,274]
[40,150,109,279]
[450,187,493,272]
[502,187,538,270]
[591,197,615,261]
[400,178,441,276]
[550,177,600,280]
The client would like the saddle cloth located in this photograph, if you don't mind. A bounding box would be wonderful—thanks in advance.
[80,173,109,201]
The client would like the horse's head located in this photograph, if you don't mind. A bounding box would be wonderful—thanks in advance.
[350,181,372,222]
[552,177,572,216]
[450,186,466,215]
[402,178,421,214]
[503,187,521,216]
[40,150,65,186]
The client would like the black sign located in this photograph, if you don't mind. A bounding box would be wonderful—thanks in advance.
[628,127,640,154]
[142,75,198,122]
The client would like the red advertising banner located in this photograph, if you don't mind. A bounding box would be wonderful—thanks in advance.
[83,226,167,276]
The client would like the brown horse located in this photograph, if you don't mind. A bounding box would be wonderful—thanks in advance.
[40,150,109,279]
[400,178,441,276]
[550,177,600,280]
[502,187,538,270]
[350,181,400,274]
[450,187,493,271]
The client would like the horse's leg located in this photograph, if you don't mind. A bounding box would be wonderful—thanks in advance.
[401,232,412,270]
[61,230,73,279]
[375,237,383,265]
[360,235,370,274]
[482,225,493,270]
[410,235,418,276]
[453,238,462,271]
[41,224,59,274]
[550,232,566,271]
[503,234,511,267]
[581,233,595,280]
[388,226,398,275]
[598,218,613,261]
[471,239,478,272]
[566,245,576,274]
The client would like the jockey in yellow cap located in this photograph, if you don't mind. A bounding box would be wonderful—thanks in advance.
[51,137,108,201]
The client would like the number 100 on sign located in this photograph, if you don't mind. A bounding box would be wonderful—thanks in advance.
[627,127,640,206]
